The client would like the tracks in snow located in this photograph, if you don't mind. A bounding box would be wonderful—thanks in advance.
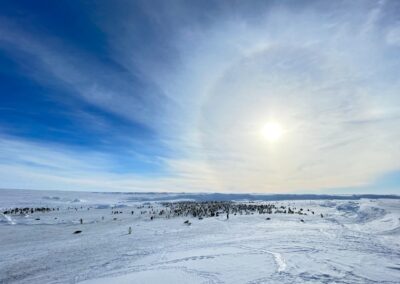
[237,245,287,273]
[1,213,16,225]
[268,251,286,272]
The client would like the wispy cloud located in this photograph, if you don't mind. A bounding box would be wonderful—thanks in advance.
[0,0,399,193]
[0,16,172,130]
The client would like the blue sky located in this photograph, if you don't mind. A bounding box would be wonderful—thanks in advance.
[0,0,399,193]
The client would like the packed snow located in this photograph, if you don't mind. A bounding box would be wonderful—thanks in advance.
[0,189,399,283]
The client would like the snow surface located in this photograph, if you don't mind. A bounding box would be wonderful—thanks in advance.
[0,189,399,283]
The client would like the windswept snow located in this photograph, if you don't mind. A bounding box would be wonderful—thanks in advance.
[0,189,399,283]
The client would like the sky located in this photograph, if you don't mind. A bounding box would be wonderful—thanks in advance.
[0,0,399,194]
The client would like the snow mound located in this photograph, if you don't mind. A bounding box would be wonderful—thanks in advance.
[336,201,360,213]
[356,206,386,223]
[337,201,387,223]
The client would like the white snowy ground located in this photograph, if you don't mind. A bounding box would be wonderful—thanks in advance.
[0,189,399,284]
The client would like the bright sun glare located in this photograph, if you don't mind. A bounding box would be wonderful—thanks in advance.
[261,122,283,142]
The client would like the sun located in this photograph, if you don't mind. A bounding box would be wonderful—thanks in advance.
[261,122,283,142]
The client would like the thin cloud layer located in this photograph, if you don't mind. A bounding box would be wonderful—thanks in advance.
[0,0,399,193]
